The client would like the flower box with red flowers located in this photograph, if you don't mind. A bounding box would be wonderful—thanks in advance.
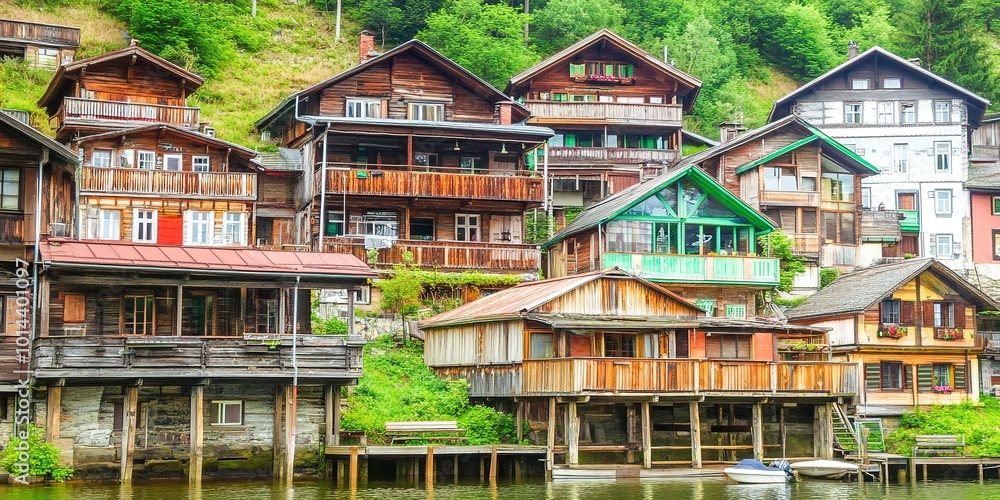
[877,323,907,339]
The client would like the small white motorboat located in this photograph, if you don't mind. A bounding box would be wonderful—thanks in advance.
[723,459,794,484]
[790,459,859,479]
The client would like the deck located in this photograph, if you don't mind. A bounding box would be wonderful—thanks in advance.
[324,237,541,273]
[524,101,683,127]
[545,147,680,165]
[53,97,201,130]
[602,252,780,287]
[80,166,257,200]
[322,163,543,203]
[0,19,80,47]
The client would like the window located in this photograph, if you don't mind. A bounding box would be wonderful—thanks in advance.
[346,98,381,118]
[99,210,121,240]
[407,102,444,121]
[604,333,636,357]
[861,187,872,209]
[892,144,908,173]
[822,172,855,202]
[851,78,869,90]
[460,157,483,173]
[993,197,1000,215]
[410,218,434,241]
[934,189,952,215]
[569,94,596,102]
[880,361,903,390]
[132,209,156,243]
[900,102,916,124]
[455,214,480,242]
[62,293,86,323]
[348,211,398,236]
[413,153,438,167]
[119,149,134,168]
[324,210,344,236]
[934,234,954,258]
[137,151,155,170]
[222,212,245,245]
[123,295,154,335]
[568,63,585,77]
[529,333,554,359]
[994,230,1000,261]
[932,364,951,387]
[934,101,951,123]
[764,166,798,191]
[877,101,895,124]
[725,304,747,318]
[883,77,902,89]
[551,93,568,102]
[186,211,213,245]
[934,142,951,172]
[705,334,751,359]
[256,296,278,333]
[35,48,58,69]
[92,149,113,167]
[210,401,243,426]
[933,302,955,327]
[192,156,210,172]
[163,154,182,171]
[844,103,862,123]
[881,299,901,324]
[0,169,19,210]
[606,220,653,253]
[821,211,856,244]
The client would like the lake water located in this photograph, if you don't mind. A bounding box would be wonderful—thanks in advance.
[0,478,995,499]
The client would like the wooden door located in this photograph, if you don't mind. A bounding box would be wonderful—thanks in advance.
[897,192,916,210]
[158,214,183,245]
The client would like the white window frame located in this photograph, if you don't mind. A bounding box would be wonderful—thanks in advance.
[163,154,182,171]
[934,101,951,123]
[883,77,902,89]
[877,101,895,124]
[92,149,113,168]
[455,214,480,242]
[210,400,243,426]
[0,168,20,211]
[900,102,916,124]
[936,234,953,258]
[934,189,952,215]
[346,98,382,119]
[118,149,135,168]
[222,212,246,246]
[407,102,444,121]
[192,156,210,172]
[992,196,1000,216]
[132,208,157,243]
[851,78,869,90]
[844,103,862,124]
[934,141,951,172]
[892,143,908,173]
[99,209,121,240]
[136,150,156,170]
[861,187,872,209]
[185,210,214,246]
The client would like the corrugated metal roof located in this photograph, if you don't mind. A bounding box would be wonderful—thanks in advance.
[39,239,376,279]
[300,116,553,140]
[524,313,827,333]
[0,112,79,164]
[258,147,302,171]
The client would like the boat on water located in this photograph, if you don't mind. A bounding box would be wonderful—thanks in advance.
[790,459,859,479]
[723,459,795,484]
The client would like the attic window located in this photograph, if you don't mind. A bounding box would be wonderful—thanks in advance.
[883,77,902,89]
[851,78,869,90]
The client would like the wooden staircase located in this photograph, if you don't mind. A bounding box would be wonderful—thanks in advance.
[833,403,886,454]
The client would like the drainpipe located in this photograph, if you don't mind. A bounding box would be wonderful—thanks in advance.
[31,150,47,345]
[544,142,552,237]
[289,275,300,480]
[317,124,330,251]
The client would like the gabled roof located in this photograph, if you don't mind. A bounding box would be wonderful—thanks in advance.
[507,29,702,111]
[256,39,529,130]
[0,111,79,164]
[542,163,777,248]
[675,115,879,176]
[419,268,703,328]
[39,43,204,111]
[768,46,991,127]
[72,124,259,162]
[786,258,998,321]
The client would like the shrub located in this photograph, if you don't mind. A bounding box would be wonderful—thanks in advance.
[819,268,840,289]
[0,424,74,481]
[314,316,348,335]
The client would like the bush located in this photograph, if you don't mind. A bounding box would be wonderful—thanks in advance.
[0,424,74,481]
[459,405,517,445]
[819,268,840,289]
[314,316,348,335]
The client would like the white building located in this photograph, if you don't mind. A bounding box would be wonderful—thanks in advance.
[769,45,991,271]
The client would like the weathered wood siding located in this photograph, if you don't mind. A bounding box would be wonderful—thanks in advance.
[56,97,200,129]
[535,276,703,317]
[78,129,253,173]
[325,167,542,202]
[324,238,540,273]
[0,19,80,47]
[78,60,188,105]
[424,320,524,367]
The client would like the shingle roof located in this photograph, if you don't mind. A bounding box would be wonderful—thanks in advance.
[258,148,302,171]
[786,258,998,320]
[966,162,1000,190]
[0,111,78,164]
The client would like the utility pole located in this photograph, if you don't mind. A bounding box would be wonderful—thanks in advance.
[335,0,342,42]
[252,0,256,17]
[523,0,529,43]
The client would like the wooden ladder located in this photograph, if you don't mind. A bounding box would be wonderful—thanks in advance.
[832,402,860,452]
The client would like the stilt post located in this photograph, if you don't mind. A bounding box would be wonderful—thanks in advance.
[426,446,435,486]
[349,446,359,489]
[120,385,138,484]
[641,401,652,469]
[690,401,702,469]
[752,402,763,461]
[489,445,498,485]
[566,401,579,465]
[189,385,204,484]
[45,387,61,442]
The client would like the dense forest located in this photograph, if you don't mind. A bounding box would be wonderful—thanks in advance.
[2,0,998,142]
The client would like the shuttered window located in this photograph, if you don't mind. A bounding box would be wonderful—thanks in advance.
[801,209,817,234]
[880,361,903,390]
[63,293,86,323]
[705,334,751,359]
[604,333,636,357]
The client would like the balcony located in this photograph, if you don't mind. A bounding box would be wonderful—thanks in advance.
[31,336,364,381]
[789,233,821,256]
[602,252,779,287]
[524,101,683,127]
[322,163,543,204]
[979,332,1000,353]
[436,359,858,398]
[900,209,919,232]
[546,147,680,165]
[53,97,200,130]
[324,237,541,273]
[0,19,80,47]
[861,210,904,243]
[80,166,256,200]
[759,190,820,206]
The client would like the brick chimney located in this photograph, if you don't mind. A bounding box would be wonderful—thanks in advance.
[498,101,514,125]
[847,40,859,60]
[359,31,376,63]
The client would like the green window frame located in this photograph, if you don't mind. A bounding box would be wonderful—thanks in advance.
[725,304,747,318]
[569,63,585,77]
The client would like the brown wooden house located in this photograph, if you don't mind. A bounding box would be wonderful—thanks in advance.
[38,40,205,141]
[255,37,553,274]
[421,269,854,469]
[507,29,701,211]
[71,124,259,247]
[0,18,79,69]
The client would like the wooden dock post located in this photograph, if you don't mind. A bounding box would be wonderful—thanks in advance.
[426,446,435,486]
[349,446,359,489]
[489,445,498,485]
[45,387,61,443]
[453,455,459,484]
[752,402,763,462]
[814,403,833,460]
[516,400,524,443]
[566,401,579,465]
[922,464,928,483]
[546,397,556,479]
[361,456,369,485]
[189,385,204,485]
[120,385,138,484]
[325,385,341,447]
[908,457,916,486]
[979,463,984,484]
[626,403,637,464]
[479,455,485,483]
[641,401,652,469]
[690,401,702,469]
[273,386,286,480]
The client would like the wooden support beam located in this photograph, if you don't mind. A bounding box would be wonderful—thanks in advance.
[489,445,498,485]
[425,446,434,486]
[516,400,524,443]
[979,463,984,484]
[120,385,138,484]
[626,403,637,464]
[813,403,833,460]
[453,455,459,484]
[566,401,579,466]
[188,385,204,484]
[273,386,286,480]
[546,397,556,479]
[45,387,61,442]
[413,456,420,485]
[690,401,702,469]
[479,455,485,483]
[641,401,652,469]
[349,446,359,489]
[779,406,787,459]
[752,402,763,462]
[175,285,183,337]
[38,278,50,338]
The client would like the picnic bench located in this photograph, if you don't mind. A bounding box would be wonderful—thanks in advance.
[385,421,467,444]
[913,434,965,456]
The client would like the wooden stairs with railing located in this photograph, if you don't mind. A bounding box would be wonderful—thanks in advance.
[833,403,886,454]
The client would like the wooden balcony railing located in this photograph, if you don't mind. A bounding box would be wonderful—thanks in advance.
[0,213,24,244]
[55,97,200,129]
[546,147,680,164]
[861,210,904,242]
[978,332,1000,352]
[524,101,683,125]
[512,358,857,396]
[322,163,543,203]
[0,19,80,46]
[323,237,541,273]
[759,190,820,206]
[789,233,821,255]
[80,166,256,200]
[602,252,780,286]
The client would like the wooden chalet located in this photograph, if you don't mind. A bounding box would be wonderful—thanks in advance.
[786,258,997,416]
[676,116,882,288]
[71,124,259,247]
[254,147,304,251]
[420,269,856,469]
[32,239,376,481]
[543,164,780,318]
[0,18,79,69]
[255,36,553,274]
[507,29,701,209]
[38,41,205,141]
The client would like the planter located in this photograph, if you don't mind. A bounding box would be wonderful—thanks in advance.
[878,324,907,339]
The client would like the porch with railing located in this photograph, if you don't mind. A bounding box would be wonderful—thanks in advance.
[0,19,80,46]
[524,101,683,125]
[80,166,256,200]
[323,237,541,273]
[602,252,780,287]
[545,147,680,164]
[54,97,200,129]
[322,162,543,203]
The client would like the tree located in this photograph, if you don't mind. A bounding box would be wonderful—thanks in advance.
[768,3,838,80]
[343,0,445,44]
[531,0,626,54]
[845,5,901,53]
[418,0,538,88]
